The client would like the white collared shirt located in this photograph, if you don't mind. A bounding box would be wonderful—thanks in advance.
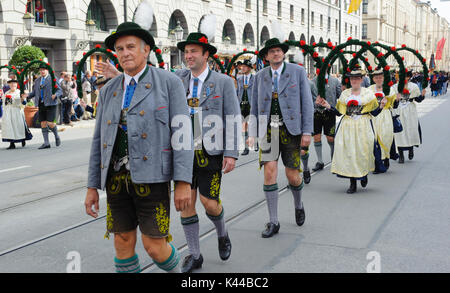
[187,66,209,99]
[243,73,252,85]
[122,65,147,108]
[271,63,284,92]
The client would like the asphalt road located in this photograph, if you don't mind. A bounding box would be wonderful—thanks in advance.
[0,93,449,273]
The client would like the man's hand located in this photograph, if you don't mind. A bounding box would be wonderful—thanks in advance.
[52,94,56,100]
[421,89,426,96]
[315,95,323,105]
[301,134,311,148]
[222,157,236,174]
[94,61,121,79]
[21,93,28,99]
[84,188,100,218]
[174,181,191,212]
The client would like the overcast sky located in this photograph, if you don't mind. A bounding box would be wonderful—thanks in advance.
[428,0,450,25]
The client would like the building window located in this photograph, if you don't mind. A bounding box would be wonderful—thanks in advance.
[328,16,331,31]
[320,14,323,29]
[363,0,368,14]
[301,8,305,24]
[350,24,352,35]
[263,0,268,14]
[355,26,358,38]
[335,19,338,32]
[290,5,294,21]
[246,0,251,10]
[311,11,314,26]
[345,22,347,34]
[226,0,232,6]
[278,1,282,18]
[88,0,107,31]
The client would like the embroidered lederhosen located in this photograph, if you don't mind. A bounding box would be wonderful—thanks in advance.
[240,78,251,118]
[104,66,171,241]
[259,65,302,170]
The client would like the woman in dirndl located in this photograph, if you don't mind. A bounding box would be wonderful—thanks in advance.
[1,79,32,149]
[317,68,385,194]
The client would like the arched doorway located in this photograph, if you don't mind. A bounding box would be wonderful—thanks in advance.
[222,19,236,45]
[87,0,118,31]
[26,0,69,28]
[242,23,255,47]
[168,10,189,68]
[260,26,270,46]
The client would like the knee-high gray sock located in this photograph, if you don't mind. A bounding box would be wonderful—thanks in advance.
[41,127,50,145]
[206,208,227,238]
[114,254,140,273]
[264,184,279,225]
[154,243,181,273]
[49,125,60,140]
[314,141,323,163]
[244,131,249,149]
[328,141,335,160]
[301,151,309,171]
[181,215,201,259]
[290,181,304,209]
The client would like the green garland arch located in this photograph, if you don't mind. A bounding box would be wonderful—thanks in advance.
[19,59,57,95]
[148,46,167,68]
[328,50,372,87]
[284,40,323,75]
[348,42,407,93]
[317,38,391,97]
[210,54,226,73]
[75,46,121,98]
[0,65,20,84]
[225,50,258,75]
[383,45,429,89]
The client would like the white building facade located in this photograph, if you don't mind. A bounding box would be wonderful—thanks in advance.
[0,0,362,78]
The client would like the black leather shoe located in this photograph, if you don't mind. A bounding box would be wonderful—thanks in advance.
[312,162,325,172]
[303,169,311,184]
[261,222,280,238]
[383,159,390,169]
[181,254,203,273]
[7,143,15,150]
[408,149,414,160]
[347,179,357,194]
[38,144,51,150]
[22,141,26,147]
[361,176,368,188]
[399,152,404,164]
[55,137,61,147]
[218,233,232,260]
[295,206,305,226]
[241,148,249,156]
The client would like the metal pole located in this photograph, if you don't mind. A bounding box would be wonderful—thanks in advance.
[124,0,127,22]
[257,0,260,50]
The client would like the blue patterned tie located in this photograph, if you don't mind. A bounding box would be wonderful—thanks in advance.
[245,76,248,86]
[40,76,45,103]
[123,78,136,109]
[273,71,279,93]
[192,78,199,98]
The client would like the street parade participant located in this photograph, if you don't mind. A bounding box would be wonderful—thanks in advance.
[236,59,254,155]
[84,21,194,273]
[22,64,62,149]
[309,70,342,180]
[175,31,241,273]
[369,68,397,170]
[317,67,385,194]
[392,71,426,163]
[1,79,32,149]
[248,38,314,237]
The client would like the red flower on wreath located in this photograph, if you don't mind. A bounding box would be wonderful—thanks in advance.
[340,49,344,53]
[352,53,356,57]
[95,44,101,49]
[83,52,87,56]
[401,44,406,48]
[254,50,259,55]
[368,66,373,71]
[300,40,306,46]
[345,78,349,83]
[403,89,410,95]
[332,46,336,50]
[377,52,384,58]
[405,68,408,73]
[347,37,352,41]
[54,85,58,89]
[346,68,351,72]
[159,62,165,67]
[316,68,320,75]
[384,65,390,71]
[6,95,11,99]
[375,93,384,99]
[312,42,317,46]
[199,36,208,44]
[391,47,396,51]
[76,61,80,65]
[388,81,394,86]
[367,41,371,46]
[213,54,218,59]
[313,52,319,58]
[106,49,112,53]
[155,49,162,54]
[327,41,333,48]
[243,48,247,52]
[347,99,359,107]
[422,58,426,63]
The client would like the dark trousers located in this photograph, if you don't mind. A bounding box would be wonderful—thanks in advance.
[61,99,73,124]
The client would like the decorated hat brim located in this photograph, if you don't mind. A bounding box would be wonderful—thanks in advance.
[105,28,155,51]
[258,43,289,59]
[177,41,217,55]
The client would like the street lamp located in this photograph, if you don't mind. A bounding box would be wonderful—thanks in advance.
[76,19,96,50]
[15,12,35,47]
[245,38,252,48]
[174,21,183,66]
[224,36,231,49]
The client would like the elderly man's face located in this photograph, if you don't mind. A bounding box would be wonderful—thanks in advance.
[115,35,150,75]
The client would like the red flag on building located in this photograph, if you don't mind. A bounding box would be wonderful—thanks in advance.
[435,37,446,60]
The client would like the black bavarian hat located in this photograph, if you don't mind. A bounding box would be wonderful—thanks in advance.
[105,22,155,51]
[241,59,253,68]
[258,38,289,59]
[177,32,217,55]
